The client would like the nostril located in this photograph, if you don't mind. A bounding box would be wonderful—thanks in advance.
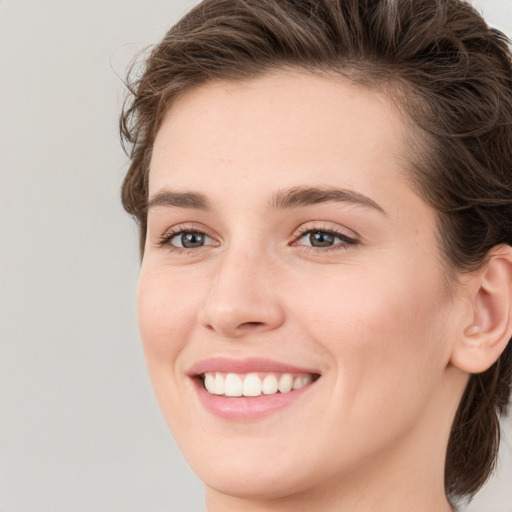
[238,321,265,330]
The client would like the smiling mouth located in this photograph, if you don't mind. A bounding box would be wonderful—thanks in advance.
[201,372,318,397]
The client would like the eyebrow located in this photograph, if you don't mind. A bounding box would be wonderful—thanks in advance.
[270,186,386,214]
[147,191,210,211]
[147,186,385,215]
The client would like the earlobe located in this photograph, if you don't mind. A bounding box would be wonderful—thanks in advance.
[450,245,512,374]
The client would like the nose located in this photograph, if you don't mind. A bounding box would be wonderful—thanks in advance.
[198,247,285,339]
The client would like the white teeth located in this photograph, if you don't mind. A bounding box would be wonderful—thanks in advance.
[214,372,225,395]
[278,374,293,393]
[262,374,278,395]
[293,375,313,390]
[204,373,216,394]
[224,373,243,397]
[243,373,262,397]
[202,372,315,397]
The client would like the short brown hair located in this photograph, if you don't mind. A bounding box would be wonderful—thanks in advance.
[120,0,512,503]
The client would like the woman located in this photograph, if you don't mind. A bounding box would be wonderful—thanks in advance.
[120,0,512,510]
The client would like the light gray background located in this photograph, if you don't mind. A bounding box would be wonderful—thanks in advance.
[0,1,511,511]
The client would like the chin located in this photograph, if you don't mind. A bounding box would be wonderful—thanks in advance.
[196,458,316,502]
[175,425,338,503]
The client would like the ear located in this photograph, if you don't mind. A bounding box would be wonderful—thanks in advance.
[450,245,512,374]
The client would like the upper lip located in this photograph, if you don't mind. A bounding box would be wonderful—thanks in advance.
[188,357,320,377]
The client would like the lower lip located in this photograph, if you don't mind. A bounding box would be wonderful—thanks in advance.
[192,378,317,420]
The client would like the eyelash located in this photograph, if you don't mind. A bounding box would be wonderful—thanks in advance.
[292,225,358,253]
[156,226,213,253]
[156,225,358,254]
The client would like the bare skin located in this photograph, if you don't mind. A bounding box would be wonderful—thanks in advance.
[137,70,510,511]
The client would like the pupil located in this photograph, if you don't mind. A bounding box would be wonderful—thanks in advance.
[182,232,204,248]
[310,231,334,247]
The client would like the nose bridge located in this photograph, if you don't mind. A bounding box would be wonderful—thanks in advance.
[200,241,284,337]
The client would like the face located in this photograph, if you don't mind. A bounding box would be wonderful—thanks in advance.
[138,71,463,503]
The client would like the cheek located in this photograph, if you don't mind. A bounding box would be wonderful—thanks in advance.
[292,264,451,419]
[136,269,204,433]
[294,261,446,347]
[136,269,200,369]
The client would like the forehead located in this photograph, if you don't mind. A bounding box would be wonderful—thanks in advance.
[149,70,412,202]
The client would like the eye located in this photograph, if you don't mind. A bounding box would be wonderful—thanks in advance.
[171,231,211,248]
[294,228,357,250]
[158,228,217,251]
[303,231,337,248]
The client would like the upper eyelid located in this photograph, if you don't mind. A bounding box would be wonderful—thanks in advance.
[158,223,355,237]
[162,222,215,238]
[293,222,359,240]
[296,228,353,239]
